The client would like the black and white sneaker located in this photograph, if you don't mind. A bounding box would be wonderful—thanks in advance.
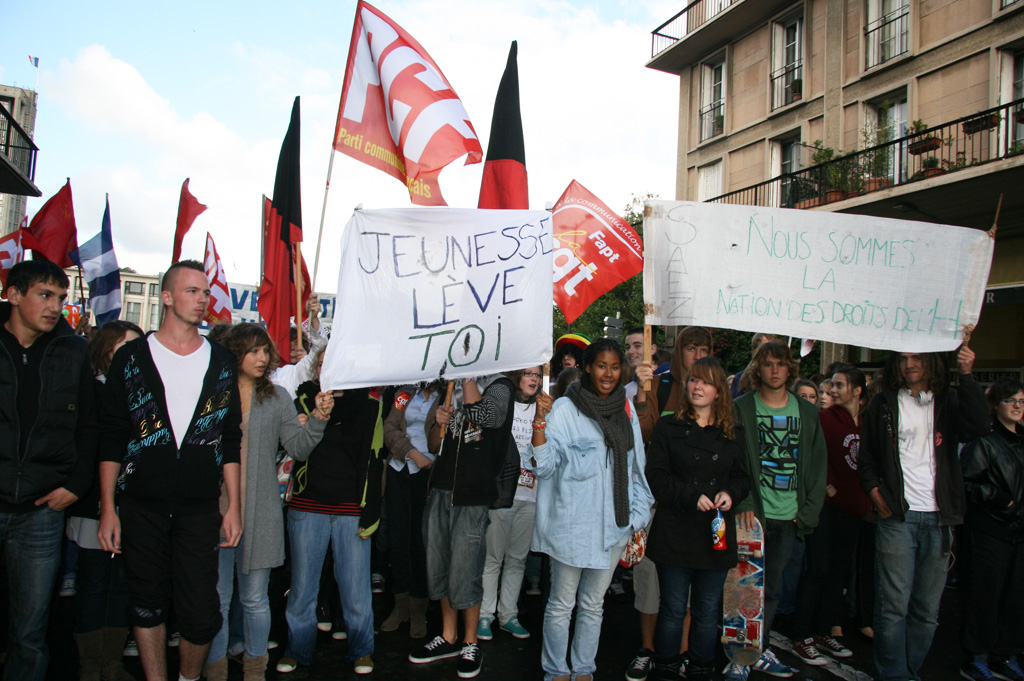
[626,649,654,681]
[371,573,386,594]
[457,642,483,679]
[409,635,462,664]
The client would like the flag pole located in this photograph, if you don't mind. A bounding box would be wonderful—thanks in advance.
[295,243,305,353]
[312,151,336,292]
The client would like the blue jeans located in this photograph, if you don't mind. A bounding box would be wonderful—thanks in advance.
[0,506,64,681]
[541,543,624,681]
[654,563,728,665]
[284,510,372,664]
[874,511,949,681]
[208,542,272,662]
[763,518,797,643]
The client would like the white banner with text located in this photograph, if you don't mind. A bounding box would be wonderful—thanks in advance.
[643,200,994,352]
[321,207,554,390]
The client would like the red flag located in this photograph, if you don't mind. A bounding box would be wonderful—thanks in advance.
[203,232,232,325]
[334,0,483,206]
[0,229,25,289]
[259,98,312,363]
[23,180,78,267]
[173,178,207,263]
[478,41,528,210]
[551,181,644,324]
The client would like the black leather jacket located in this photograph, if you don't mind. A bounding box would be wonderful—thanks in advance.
[961,423,1024,540]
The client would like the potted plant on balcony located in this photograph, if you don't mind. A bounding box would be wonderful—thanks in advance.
[790,176,821,209]
[861,115,893,192]
[907,120,943,155]
[713,114,724,135]
[915,155,945,180]
[962,112,1001,135]
[790,78,803,102]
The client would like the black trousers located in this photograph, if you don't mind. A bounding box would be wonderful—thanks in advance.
[795,504,861,637]
[961,524,1024,655]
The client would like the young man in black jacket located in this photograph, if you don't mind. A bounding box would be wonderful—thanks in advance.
[0,260,96,681]
[98,261,241,681]
[858,345,988,681]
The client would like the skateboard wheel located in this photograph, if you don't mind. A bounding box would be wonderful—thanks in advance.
[752,550,763,558]
[721,635,729,644]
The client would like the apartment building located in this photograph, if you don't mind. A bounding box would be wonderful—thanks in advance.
[647,0,1024,374]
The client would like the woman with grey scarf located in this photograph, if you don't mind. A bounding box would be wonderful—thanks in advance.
[529,338,655,681]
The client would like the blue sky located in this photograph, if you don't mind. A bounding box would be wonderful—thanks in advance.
[2,0,680,289]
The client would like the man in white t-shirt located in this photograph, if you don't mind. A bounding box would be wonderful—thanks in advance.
[99,261,242,681]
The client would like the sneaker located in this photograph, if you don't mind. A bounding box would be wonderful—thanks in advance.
[457,642,482,679]
[626,649,654,681]
[332,628,348,640]
[59,577,76,597]
[962,659,999,681]
[752,649,796,678]
[994,656,1024,681]
[166,632,180,648]
[499,617,530,639]
[409,635,462,664]
[354,654,374,675]
[477,617,493,641]
[525,579,541,596]
[608,580,626,596]
[267,639,279,650]
[317,602,332,631]
[792,638,827,666]
[814,635,852,659]
[371,573,386,594]
[122,638,139,657]
[722,662,750,681]
[276,657,299,673]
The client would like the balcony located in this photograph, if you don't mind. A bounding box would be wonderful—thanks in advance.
[865,4,910,70]
[647,0,795,75]
[707,98,1024,234]
[0,103,40,197]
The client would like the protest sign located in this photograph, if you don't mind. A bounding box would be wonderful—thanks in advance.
[643,200,993,352]
[551,180,644,324]
[320,207,554,390]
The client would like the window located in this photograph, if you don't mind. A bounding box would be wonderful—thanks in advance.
[771,16,803,109]
[125,281,144,296]
[699,56,726,142]
[149,283,160,297]
[125,302,141,325]
[869,97,907,182]
[866,0,909,69]
[999,51,1024,150]
[1002,0,1023,9]
[770,137,802,207]
[697,161,723,202]
[149,303,162,330]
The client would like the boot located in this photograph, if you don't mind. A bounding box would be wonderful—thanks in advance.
[75,629,104,681]
[202,656,229,681]
[99,627,136,681]
[242,653,268,681]
[409,596,429,639]
[381,592,410,632]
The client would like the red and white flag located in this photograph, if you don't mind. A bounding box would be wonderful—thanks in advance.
[0,229,25,290]
[334,0,483,206]
[203,232,232,325]
[551,181,644,324]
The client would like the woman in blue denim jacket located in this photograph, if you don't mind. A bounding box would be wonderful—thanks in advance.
[529,338,655,681]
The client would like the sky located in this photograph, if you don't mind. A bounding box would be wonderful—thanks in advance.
[2,0,681,292]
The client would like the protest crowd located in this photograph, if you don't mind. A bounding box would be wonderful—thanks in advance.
[0,255,1020,681]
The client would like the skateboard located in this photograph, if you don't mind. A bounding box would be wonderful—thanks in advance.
[721,516,765,667]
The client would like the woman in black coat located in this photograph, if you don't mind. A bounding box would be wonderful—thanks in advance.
[645,357,750,681]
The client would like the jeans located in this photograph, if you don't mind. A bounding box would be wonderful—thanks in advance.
[541,542,624,681]
[423,489,489,610]
[874,511,949,681]
[74,547,129,633]
[481,499,536,623]
[208,542,272,662]
[284,510,372,665]
[654,563,728,665]
[0,506,64,681]
[385,465,429,598]
[763,518,797,643]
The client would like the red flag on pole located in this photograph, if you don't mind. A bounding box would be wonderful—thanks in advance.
[22,179,78,267]
[0,229,26,289]
[173,178,207,264]
[551,181,644,325]
[478,41,528,210]
[334,0,483,206]
[203,232,232,325]
[259,98,311,363]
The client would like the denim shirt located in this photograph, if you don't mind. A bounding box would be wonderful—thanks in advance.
[529,396,655,569]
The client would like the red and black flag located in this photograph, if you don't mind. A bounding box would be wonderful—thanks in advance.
[259,97,311,363]
[478,41,528,209]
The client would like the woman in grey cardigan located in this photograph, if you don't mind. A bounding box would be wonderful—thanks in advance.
[203,324,334,681]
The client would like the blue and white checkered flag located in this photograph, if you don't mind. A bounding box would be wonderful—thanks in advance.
[69,197,121,325]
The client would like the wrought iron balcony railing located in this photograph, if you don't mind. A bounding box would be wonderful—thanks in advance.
[0,104,38,183]
[771,60,803,110]
[651,0,736,58]
[699,100,725,142]
[706,98,1024,208]
[865,4,910,69]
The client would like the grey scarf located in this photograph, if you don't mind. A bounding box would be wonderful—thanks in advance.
[566,381,633,527]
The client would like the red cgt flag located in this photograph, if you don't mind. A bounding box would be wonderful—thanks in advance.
[550,181,644,325]
[0,229,25,290]
[334,0,483,206]
[173,178,207,264]
[23,179,78,267]
[203,232,232,325]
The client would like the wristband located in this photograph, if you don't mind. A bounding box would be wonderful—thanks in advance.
[532,421,546,431]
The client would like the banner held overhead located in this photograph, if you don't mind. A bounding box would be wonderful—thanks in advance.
[642,200,993,353]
